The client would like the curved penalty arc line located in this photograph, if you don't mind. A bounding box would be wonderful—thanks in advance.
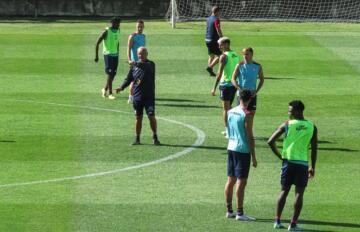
[0,100,206,188]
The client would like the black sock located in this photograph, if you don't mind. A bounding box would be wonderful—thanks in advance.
[226,203,233,213]
[135,135,140,141]
[237,207,244,216]
[153,134,158,140]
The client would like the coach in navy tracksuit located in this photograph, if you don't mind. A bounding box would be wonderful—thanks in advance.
[205,5,223,76]
[115,47,160,146]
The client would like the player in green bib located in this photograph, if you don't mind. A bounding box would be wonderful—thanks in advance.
[95,17,121,100]
[267,100,318,231]
[211,37,240,137]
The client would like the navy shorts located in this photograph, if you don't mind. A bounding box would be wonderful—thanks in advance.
[133,99,155,117]
[206,41,221,56]
[104,55,119,77]
[227,150,251,179]
[219,85,236,104]
[281,160,309,188]
[237,91,257,111]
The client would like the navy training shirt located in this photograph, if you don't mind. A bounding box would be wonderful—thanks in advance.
[119,60,156,101]
[205,15,220,43]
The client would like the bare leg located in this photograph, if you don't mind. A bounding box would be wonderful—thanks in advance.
[135,115,143,137]
[222,100,231,128]
[276,186,291,222]
[236,178,247,214]
[209,56,219,68]
[290,187,305,226]
[225,176,237,212]
[208,54,215,67]
[148,116,157,135]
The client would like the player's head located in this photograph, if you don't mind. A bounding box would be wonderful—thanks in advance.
[218,37,230,51]
[239,89,252,105]
[242,47,254,63]
[111,16,121,29]
[136,19,145,34]
[212,6,220,16]
[288,100,305,119]
[137,46,148,61]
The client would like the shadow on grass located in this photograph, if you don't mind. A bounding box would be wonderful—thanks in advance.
[147,143,225,151]
[264,76,295,80]
[0,140,16,143]
[156,98,203,103]
[256,218,359,231]
[157,103,220,109]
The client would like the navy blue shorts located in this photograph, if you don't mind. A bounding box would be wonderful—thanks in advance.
[133,99,155,117]
[206,41,221,56]
[227,150,251,179]
[104,55,119,77]
[281,160,309,188]
[237,92,257,111]
[219,85,236,104]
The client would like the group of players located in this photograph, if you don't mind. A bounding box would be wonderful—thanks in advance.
[94,8,318,231]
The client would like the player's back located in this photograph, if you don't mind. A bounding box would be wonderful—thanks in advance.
[227,106,249,153]
[131,33,146,61]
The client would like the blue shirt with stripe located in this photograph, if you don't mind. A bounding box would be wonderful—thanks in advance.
[238,62,261,91]
[131,33,146,61]
[227,106,249,153]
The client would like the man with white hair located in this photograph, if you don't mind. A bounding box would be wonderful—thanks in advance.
[115,47,160,145]
[211,37,240,137]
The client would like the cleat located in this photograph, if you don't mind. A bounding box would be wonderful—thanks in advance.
[226,211,236,218]
[274,222,286,229]
[236,214,256,221]
[101,88,107,98]
[108,94,116,100]
[153,139,161,146]
[288,225,303,231]
[206,67,216,76]
[132,140,141,145]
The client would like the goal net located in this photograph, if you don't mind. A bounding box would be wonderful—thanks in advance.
[167,0,360,24]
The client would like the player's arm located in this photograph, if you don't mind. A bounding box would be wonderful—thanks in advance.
[211,54,226,96]
[309,126,318,179]
[127,34,134,64]
[245,113,257,167]
[231,64,241,91]
[267,122,287,160]
[215,18,223,38]
[256,64,264,95]
[115,67,134,93]
[95,30,107,63]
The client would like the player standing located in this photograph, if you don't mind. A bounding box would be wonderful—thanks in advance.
[205,6,223,77]
[231,47,264,127]
[224,90,257,221]
[211,37,240,137]
[115,47,160,146]
[267,100,318,231]
[127,19,146,104]
[95,17,121,100]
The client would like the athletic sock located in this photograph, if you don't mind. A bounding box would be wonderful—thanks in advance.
[237,207,244,216]
[290,220,297,227]
[153,134,158,140]
[275,216,281,224]
[135,135,140,141]
[226,203,233,213]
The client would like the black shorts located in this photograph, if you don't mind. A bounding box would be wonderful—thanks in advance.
[281,160,309,188]
[237,91,257,111]
[227,150,251,179]
[206,41,221,56]
[220,86,236,104]
[133,99,155,117]
[104,55,119,77]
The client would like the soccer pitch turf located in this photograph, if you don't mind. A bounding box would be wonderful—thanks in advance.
[0,20,359,231]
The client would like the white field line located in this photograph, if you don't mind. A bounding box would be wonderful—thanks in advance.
[0,100,206,188]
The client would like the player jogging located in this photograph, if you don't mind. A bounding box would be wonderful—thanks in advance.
[224,89,257,221]
[115,47,160,146]
[205,6,223,77]
[95,16,121,100]
[127,19,146,104]
[267,100,318,231]
[211,37,240,137]
[231,47,264,128]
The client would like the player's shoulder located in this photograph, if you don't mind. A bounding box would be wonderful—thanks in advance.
[239,61,246,66]
[252,61,261,66]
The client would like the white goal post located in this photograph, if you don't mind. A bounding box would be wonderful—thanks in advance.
[167,0,360,27]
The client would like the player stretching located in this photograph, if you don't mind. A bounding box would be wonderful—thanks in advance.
[211,37,240,137]
[115,47,160,146]
[231,47,264,128]
[224,90,257,221]
[205,6,223,76]
[267,100,318,231]
[127,19,146,104]
[95,17,121,100]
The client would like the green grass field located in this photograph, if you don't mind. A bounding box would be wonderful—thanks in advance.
[0,20,359,232]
